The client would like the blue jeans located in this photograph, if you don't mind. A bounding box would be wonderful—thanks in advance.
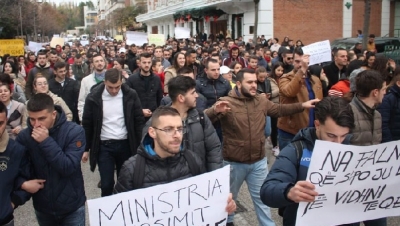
[224,158,275,226]
[264,116,271,137]
[342,218,387,226]
[35,205,85,226]
[98,139,131,197]
[278,129,295,151]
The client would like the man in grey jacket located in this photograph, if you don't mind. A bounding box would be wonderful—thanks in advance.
[144,75,222,172]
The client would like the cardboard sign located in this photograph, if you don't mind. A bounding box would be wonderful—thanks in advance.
[175,27,190,39]
[148,34,165,46]
[302,40,332,65]
[0,39,25,56]
[126,31,148,46]
[50,37,65,48]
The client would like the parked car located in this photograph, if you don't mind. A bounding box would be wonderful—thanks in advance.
[331,37,400,53]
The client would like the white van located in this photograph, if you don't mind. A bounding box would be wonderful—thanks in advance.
[80,34,89,41]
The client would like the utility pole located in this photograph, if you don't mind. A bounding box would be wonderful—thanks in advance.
[19,0,23,37]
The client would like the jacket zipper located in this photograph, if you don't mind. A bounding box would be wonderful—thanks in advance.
[166,159,172,182]
[245,100,252,161]
[212,80,218,103]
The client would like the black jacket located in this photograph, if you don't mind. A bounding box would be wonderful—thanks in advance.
[126,71,163,113]
[377,85,400,143]
[82,83,145,172]
[113,133,206,192]
[323,61,346,90]
[196,75,232,108]
[16,106,86,216]
[143,106,222,172]
[48,78,80,123]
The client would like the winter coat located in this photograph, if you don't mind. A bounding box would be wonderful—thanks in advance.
[269,77,280,103]
[16,106,86,216]
[222,45,247,68]
[160,94,207,112]
[48,78,80,123]
[377,85,400,142]
[323,61,346,90]
[71,63,89,82]
[26,62,54,100]
[82,83,145,172]
[196,75,232,108]
[163,67,177,93]
[204,88,304,163]
[6,100,25,140]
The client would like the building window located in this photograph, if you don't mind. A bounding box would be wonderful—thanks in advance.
[249,26,254,34]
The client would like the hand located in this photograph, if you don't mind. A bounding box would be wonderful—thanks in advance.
[301,55,310,73]
[389,59,396,70]
[302,99,320,109]
[142,109,152,117]
[11,202,15,209]
[213,101,231,113]
[225,193,236,214]
[31,126,49,143]
[22,179,46,194]
[82,152,89,163]
[287,181,318,203]
[11,126,22,135]
[121,70,129,79]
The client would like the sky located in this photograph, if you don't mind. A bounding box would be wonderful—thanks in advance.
[47,0,86,5]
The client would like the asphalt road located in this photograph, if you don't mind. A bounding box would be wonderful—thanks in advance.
[13,140,400,226]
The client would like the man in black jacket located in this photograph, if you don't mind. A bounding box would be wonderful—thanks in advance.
[126,52,163,121]
[48,62,80,123]
[82,68,145,197]
[323,48,347,90]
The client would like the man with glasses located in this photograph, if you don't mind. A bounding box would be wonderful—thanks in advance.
[82,68,145,197]
[278,48,323,150]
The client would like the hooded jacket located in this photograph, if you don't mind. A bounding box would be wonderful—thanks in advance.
[143,104,222,172]
[377,85,400,142]
[222,45,247,68]
[26,62,54,100]
[82,83,145,172]
[204,88,304,163]
[113,133,206,192]
[260,128,351,226]
[16,106,86,216]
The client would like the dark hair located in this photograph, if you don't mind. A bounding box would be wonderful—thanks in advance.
[270,62,284,80]
[75,53,82,59]
[207,48,216,55]
[150,106,180,127]
[171,52,185,70]
[36,52,46,58]
[293,47,303,57]
[255,66,267,75]
[334,48,347,57]
[49,50,58,55]
[27,93,55,112]
[356,70,385,98]
[176,67,194,75]
[315,96,354,130]
[3,60,18,74]
[0,73,13,85]
[205,58,219,69]
[71,49,78,53]
[249,55,258,62]
[105,68,122,83]
[0,101,7,118]
[369,34,375,38]
[54,61,66,71]
[346,60,363,77]
[308,65,323,78]
[168,76,196,102]
[140,52,152,61]
[185,48,196,57]
[114,58,125,68]
[236,68,255,82]
[229,61,242,70]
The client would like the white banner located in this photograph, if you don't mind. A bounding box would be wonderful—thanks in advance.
[296,140,400,226]
[302,40,331,65]
[175,27,190,39]
[126,31,148,46]
[88,165,230,226]
[80,40,89,46]
[28,41,44,53]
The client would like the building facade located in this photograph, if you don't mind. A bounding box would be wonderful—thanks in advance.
[83,6,98,34]
[136,0,397,45]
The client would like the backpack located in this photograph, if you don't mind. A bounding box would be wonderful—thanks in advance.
[131,110,205,190]
[278,140,305,217]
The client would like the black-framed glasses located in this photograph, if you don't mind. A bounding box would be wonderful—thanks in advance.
[153,127,185,136]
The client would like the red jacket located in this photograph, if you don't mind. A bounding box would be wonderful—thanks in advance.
[154,71,165,91]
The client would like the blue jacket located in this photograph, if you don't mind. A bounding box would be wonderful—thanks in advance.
[260,127,351,226]
[196,75,232,108]
[16,106,86,215]
[377,85,400,142]
[0,138,30,225]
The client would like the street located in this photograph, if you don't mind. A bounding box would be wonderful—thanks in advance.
[14,140,400,226]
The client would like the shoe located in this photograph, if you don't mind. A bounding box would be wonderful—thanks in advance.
[272,146,280,157]
[97,180,101,188]
[226,223,234,226]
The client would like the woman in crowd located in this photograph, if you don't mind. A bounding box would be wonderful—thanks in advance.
[22,76,72,128]
[364,51,376,69]
[229,61,242,82]
[113,58,132,81]
[295,40,304,48]
[25,52,36,76]
[164,52,186,93]
[17,55,27,79]
[2,61,26,102]
[268,62,283,156]
[0,84,25,139]
[308,65,329,97]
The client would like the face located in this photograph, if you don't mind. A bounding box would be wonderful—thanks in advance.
[296,41,302,46]
[68,66,73,77]
[237,73,257,97]
[183,88,198,108]
[152,62,162,72]
[149,115,183,157]
[154,48,163,58]
[177,54,186,67]
[243,53,249,61]
[113,61,122,70]
[222,72,232,82]
[272,52,278,58]
[0,85,11,103]
[369,37,375,43]
[163,51,171,59]
[293,54,302,70]
[140,57,152,73]
[256,48,264,57]
[257,72,268,82]
[104,79,122,96]
[249,59,258,69]
[315,117,350,143]
[38,54,47,65]
[34,77,49,93]
[233,63,242,74]
[373,82,387,104]
[275,66,284,77]
[3,63,12,74]
[137,49,143,55]
[205,62,220,79]
[283,54,294,65]
[367,56,375,67]
[231,49,239,58]
[75,58,83,65]
[130,46,137,53]
[19,57,25,63]
[147,47,154,54]
[29,109,56,129]
[29,54,36,61]
[187,53,196,64]
[92,56,105,72]
[55,67,67,81]
[335,50,348,66]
